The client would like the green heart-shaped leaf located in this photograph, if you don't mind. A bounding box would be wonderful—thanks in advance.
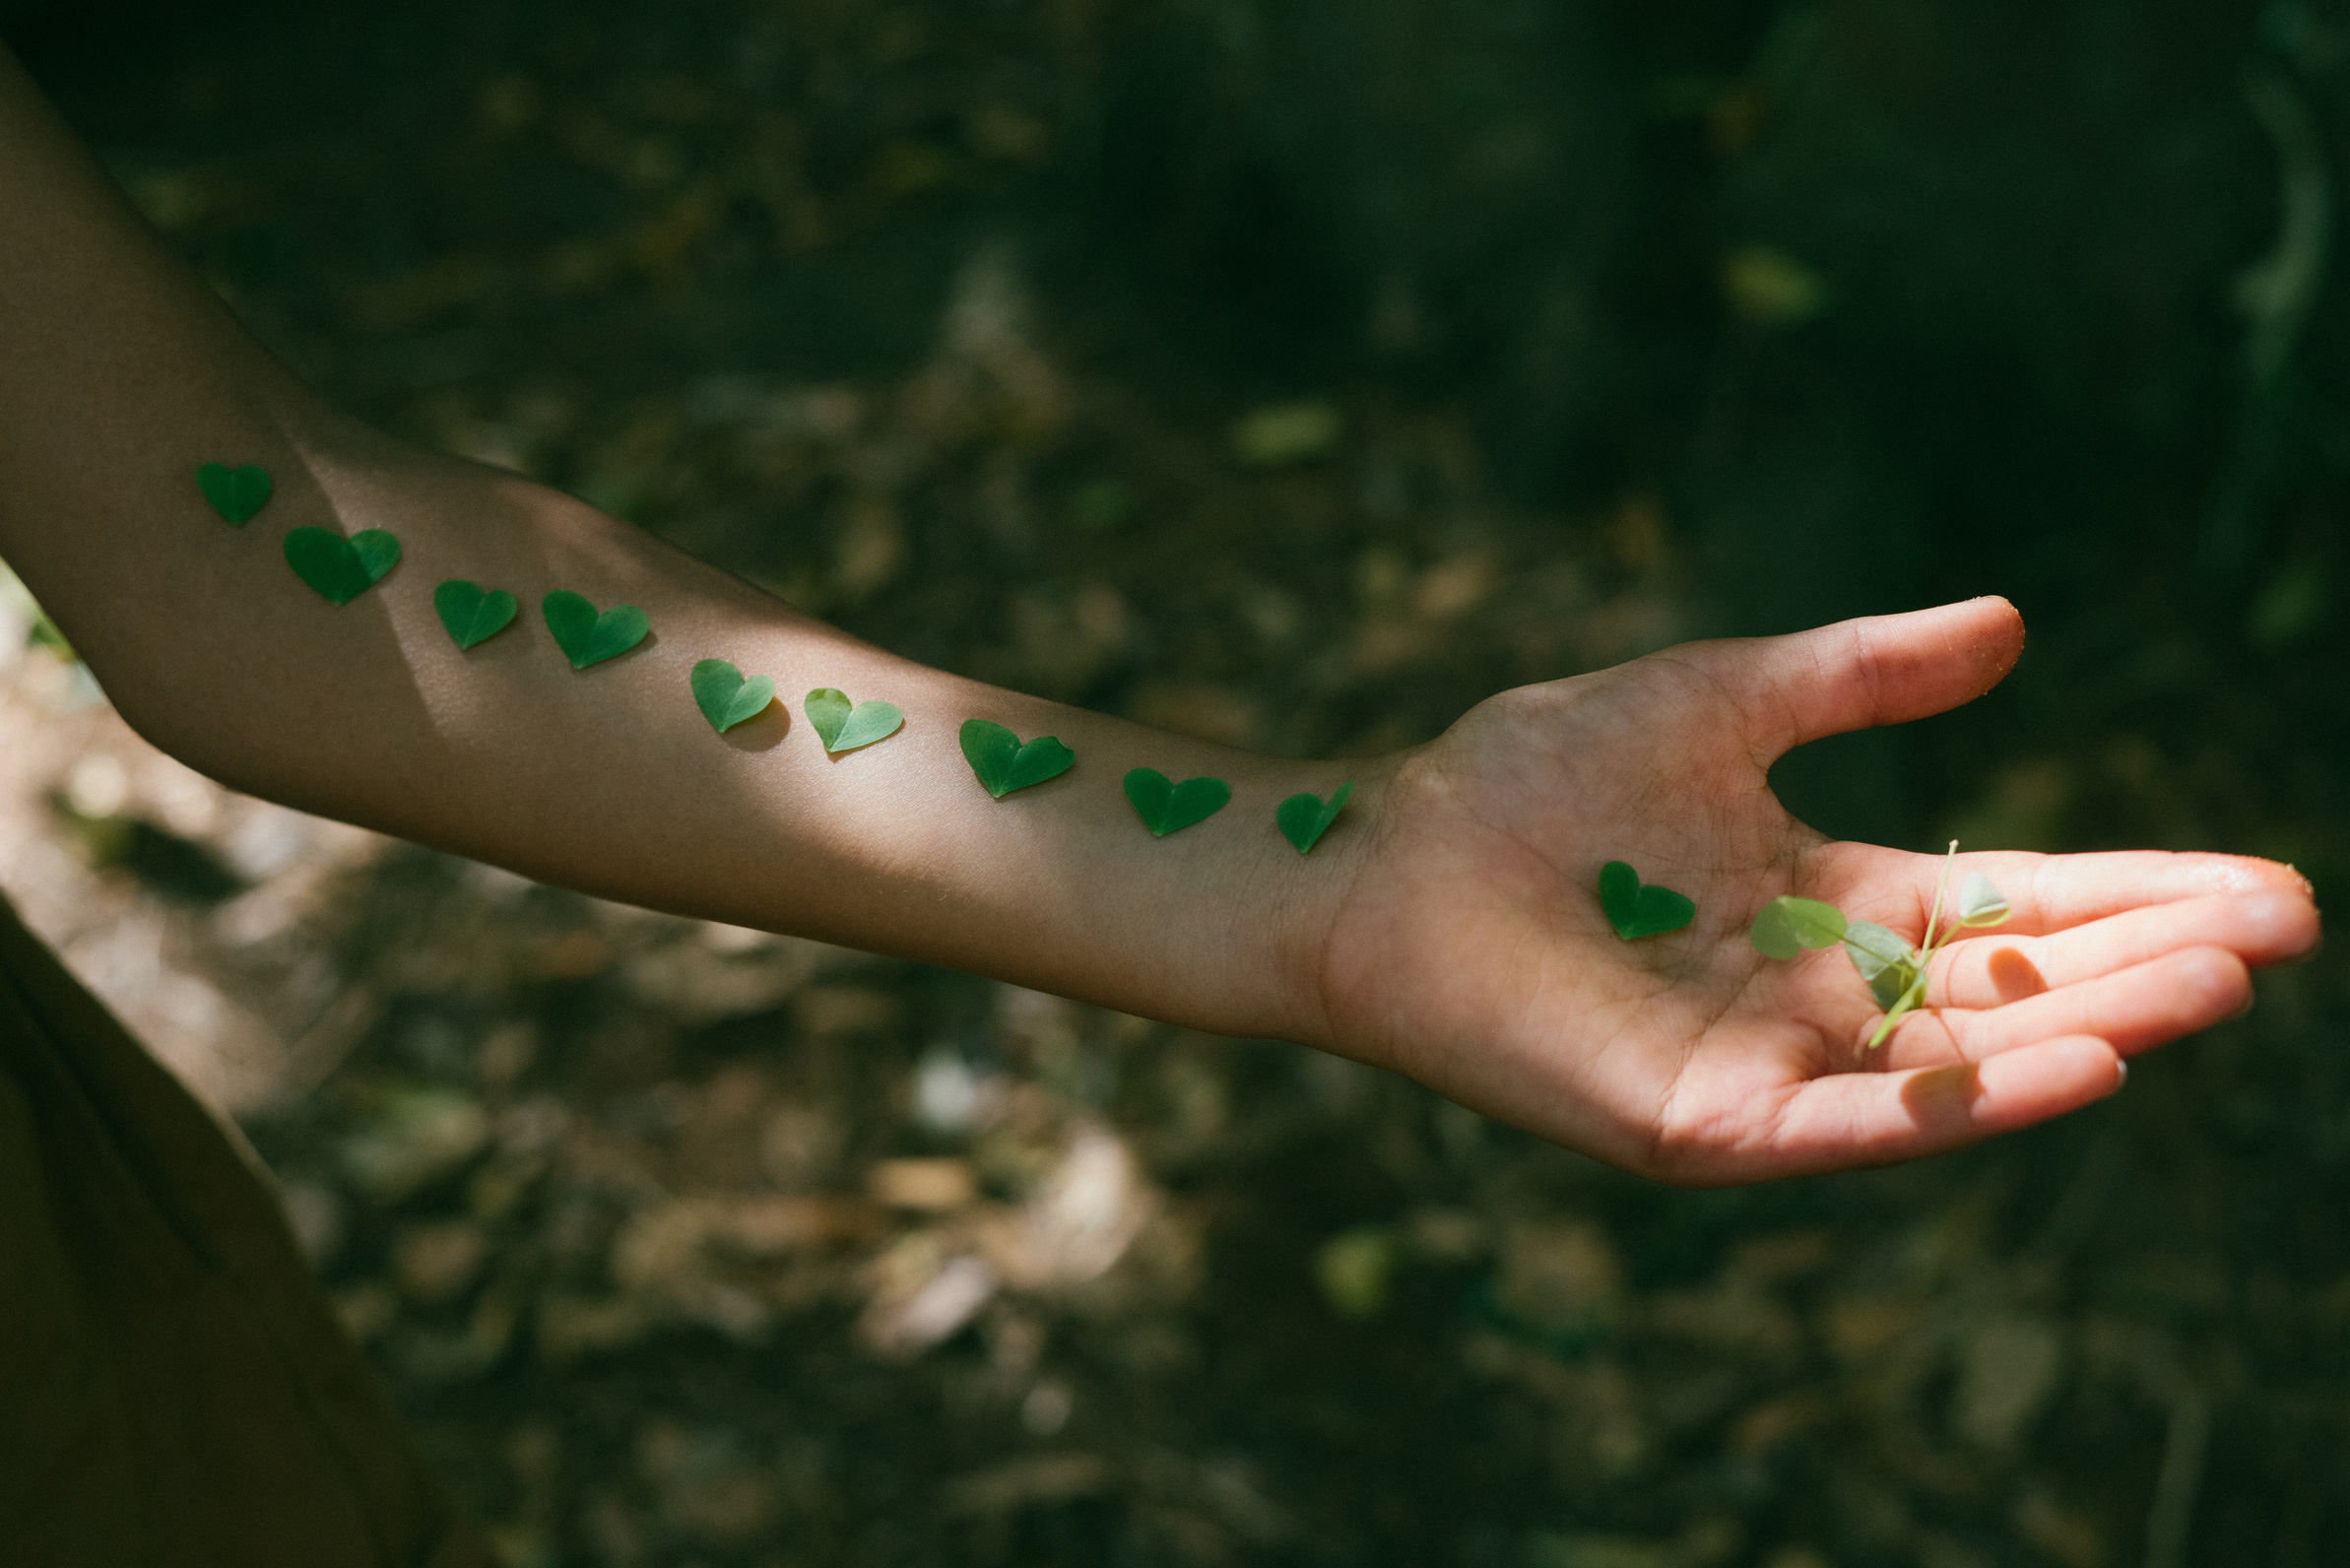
[284,527,400,605]
[805,687,904,753]
[433,579,518,650]
[1748,894,1848,960]
[1276,782,1353,854]
[542,590,649,670]
[195,462,272,525]
[1124,767,1231,837]
[959,719,1075,799]
[1597,860,1697,941]
[691,659,776,733]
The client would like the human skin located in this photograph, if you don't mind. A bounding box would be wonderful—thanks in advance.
[0,42,2319,1184]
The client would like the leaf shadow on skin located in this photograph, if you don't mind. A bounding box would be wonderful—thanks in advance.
[1898,1056,1986,1137]
[722,696,788,754]
[275,473,846,931]
[1987,946,2047,1003]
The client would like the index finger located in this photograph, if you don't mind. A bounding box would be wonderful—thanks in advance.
[1810,844,2317,941]
[1930,892,2318,1010]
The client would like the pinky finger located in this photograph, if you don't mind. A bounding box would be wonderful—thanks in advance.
[1738,1035,2125,1182]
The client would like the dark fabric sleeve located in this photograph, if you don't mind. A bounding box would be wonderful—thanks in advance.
[0,891,488,1568]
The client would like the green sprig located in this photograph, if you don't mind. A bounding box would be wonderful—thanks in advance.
[1748,840,2012,1048]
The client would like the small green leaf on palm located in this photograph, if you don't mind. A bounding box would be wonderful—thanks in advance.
[1749,895,1849,960]
[1957,871,2011,928]
[1844,921,1920,1013]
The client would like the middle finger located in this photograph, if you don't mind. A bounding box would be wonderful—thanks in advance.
[1872,945,2249,1071]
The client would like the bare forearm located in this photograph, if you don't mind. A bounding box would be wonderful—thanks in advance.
[0,42,1359,1048]
[0,42,324,575]
[195,449,1365,1044]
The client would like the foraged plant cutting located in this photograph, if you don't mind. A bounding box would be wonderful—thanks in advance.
[1749,841,2011,1047]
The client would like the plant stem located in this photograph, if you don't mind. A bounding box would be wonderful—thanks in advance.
[1865,840,1962,1050]
[1918,839,1958,956]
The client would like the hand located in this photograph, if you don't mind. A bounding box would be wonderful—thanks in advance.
[1318,598,2319,1185]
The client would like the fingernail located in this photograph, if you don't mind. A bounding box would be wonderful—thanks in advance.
[2232,992,2256,1021]
[2111,1058,2128,1092]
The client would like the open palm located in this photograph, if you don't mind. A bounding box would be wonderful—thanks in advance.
[1320,598,2318,1184]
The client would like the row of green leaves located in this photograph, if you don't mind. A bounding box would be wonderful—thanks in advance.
[202,464,1351,851]
[957,720,1349,849]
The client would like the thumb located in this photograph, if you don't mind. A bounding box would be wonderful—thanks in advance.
[1674,596,2025,761]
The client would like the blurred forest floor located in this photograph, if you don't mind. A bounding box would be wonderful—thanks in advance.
[4,1,2350,1565]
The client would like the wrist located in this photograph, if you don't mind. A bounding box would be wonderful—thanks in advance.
[1239,757,1393,1054]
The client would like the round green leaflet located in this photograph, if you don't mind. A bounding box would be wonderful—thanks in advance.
[1747,895,1847,961]
[1842,921,1918,1013]
[1957,871,2011,928]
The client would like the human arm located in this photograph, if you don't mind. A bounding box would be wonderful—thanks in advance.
[0,40,1342,1046]
[0,42,2319,1184]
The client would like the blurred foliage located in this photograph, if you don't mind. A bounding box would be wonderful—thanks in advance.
[6,0,2350,1563]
